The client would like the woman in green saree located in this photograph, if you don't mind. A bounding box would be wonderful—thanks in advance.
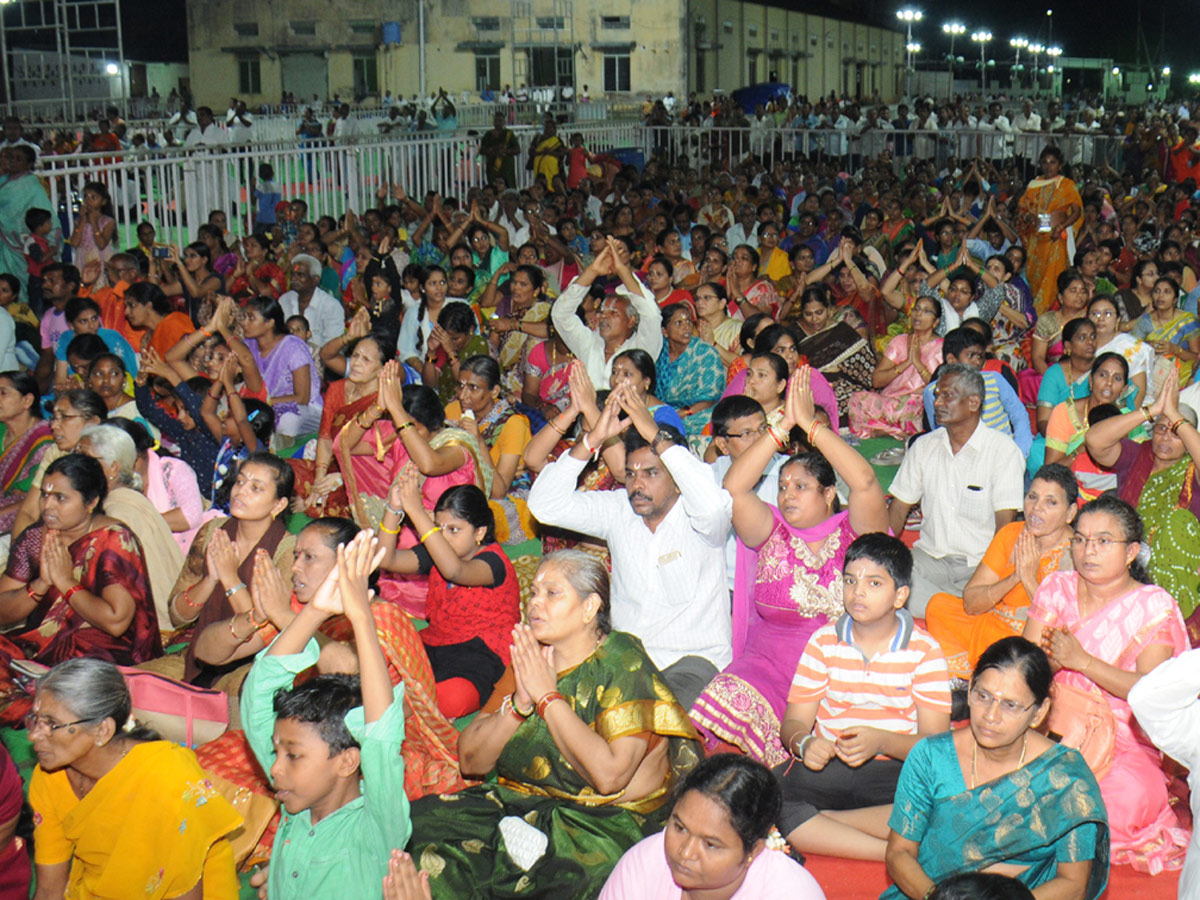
[883,636,1108,900]
[408,550,702,899]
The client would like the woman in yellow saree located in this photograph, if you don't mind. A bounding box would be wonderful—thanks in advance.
[530,118,566,190]
[28,658,241,899]
[1018,145,1083,314]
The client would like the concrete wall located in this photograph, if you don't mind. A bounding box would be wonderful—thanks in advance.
[185,0,901,108]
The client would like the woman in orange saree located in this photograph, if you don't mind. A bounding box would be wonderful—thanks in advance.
[290,330,394,518]
[193,517,469,867]
[1018,145,1083,314]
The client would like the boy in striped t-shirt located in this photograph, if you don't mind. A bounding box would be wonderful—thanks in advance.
[776,533,952,861]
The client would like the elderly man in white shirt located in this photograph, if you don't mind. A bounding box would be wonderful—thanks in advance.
[887,364,1024,616]
[528,394,731,708]
[279,253,346,350]
[550,239,662,389]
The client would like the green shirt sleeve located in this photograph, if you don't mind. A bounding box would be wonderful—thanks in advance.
[242,636,322,778]
[344,682,411,853]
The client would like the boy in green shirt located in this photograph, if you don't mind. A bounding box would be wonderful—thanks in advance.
[243,532,409,899]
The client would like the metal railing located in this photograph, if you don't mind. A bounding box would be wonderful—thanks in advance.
[644,125,1125,175]
[40,121,646,251]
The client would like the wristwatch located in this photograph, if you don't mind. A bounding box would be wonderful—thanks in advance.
[651,428,675,455]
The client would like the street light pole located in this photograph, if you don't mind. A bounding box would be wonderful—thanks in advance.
[1029,43,1043,91]
[971,31,992,93]
[897,8,923,101]
[1010,37,1027,91]
[943,22,965,89]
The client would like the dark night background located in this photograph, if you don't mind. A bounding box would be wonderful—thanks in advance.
[117,0,1199,90]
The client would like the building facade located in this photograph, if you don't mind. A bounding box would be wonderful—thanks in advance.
[186,0,906,108]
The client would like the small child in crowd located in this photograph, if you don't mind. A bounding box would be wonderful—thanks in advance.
[23,207,55,309]
[242,529,410,900]
[776,532,952,861]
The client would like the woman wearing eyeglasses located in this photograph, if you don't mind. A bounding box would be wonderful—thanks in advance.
[1023,495,1188,873]
[1085,368,1200,639]
[883,637,1108,900]
[26,658,239,900]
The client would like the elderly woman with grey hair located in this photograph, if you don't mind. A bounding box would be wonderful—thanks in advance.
[76,423,184,630]
[26,657,240,898]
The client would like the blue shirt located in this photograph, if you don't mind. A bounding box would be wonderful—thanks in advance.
[923,368,1033,456]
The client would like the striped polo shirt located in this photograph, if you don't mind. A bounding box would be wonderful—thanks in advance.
[787,609,952,742]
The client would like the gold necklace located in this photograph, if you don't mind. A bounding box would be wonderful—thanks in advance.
[971,731,1027,789]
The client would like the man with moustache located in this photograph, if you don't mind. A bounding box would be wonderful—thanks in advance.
[528,384,732,708]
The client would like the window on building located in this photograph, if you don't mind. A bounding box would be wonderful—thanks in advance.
[238,57,261,94]
[352,54,379,95]
[603,52,630,92]
[290,21,316,36]
[473,16,500,31]
[695,50,705,93]
[748,56,757,83]
[349,20,376,35]
[475,51,501,91]
[536,16,565,30]
[791,58,800,90]
[233,22,258,37]
[600,16,630,29]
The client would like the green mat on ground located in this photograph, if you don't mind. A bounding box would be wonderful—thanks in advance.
[855,436,906,493]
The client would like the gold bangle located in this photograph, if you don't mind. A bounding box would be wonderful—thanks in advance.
[379,522,402,535]
[419,526,441,543]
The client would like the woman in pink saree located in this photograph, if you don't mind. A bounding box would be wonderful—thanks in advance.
[689,368,889,764]
[1024,494,1190,874]
[360,362,488,618]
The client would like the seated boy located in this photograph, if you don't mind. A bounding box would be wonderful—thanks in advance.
[243,530,409,899]
[775,532,951,861]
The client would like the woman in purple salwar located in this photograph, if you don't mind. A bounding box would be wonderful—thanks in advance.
[689,367,890,764]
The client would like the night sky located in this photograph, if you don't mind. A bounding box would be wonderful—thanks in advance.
[115,0,1199,91]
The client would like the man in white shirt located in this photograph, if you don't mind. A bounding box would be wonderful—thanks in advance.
[528,400,731,707]
[707,396,785,590]
[724,204,759,251]
[225,101,254,144]
[182,107,227,148]
[166,103,199,144]
[279,254,346,350]
[551,242,661,389]
[1128,649,1200,900]
[979,102,1012,162]
[887,365,1024,616]
[1010,99,1042,170]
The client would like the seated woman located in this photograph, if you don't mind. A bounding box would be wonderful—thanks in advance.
[167,453,296,687]
[0,372,53,538]
[87,352,156,438]
[445,355,533,542]
[1042,353,1129,500]
[847,295,943,440]
[122,281,197,359]
[610,349,687,434]
[76,423,185,630]
[155,242,223,326]
[645,256,693,310]
[691,367,889,764]
[27,658,240,899]
[1085,370,1200,632]
[925,464,1077,684]
[239,294,323,442]
[655,302,725,446]
[482,263,552,400]
[693,282,742,372]
[364,365,488,616]
[522,321,577,422]
[1024,494,1189,870]
[0,454,161,724]
[726,245,780,318]
[794,285,876,419]
[724,323,840,431]
[227,232,286,300]
[12,389,107,540]
[192,516,469,811]
[1087,295,1152,408]
[599,754,825,900]
[883,637,1108,900]
[725,312,771,383]
[408,550,702,899]
[111,415,204,555]
[379,478,520,717]
[1131,274,1200,384]
[52,297,138,390]
[295,328,396,518]
[1035,317,1095,436]
[422,302,488,405]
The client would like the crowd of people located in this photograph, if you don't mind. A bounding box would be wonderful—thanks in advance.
[1,89,1200,900]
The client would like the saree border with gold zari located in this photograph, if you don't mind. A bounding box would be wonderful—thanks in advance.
[881,734,1109,900]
